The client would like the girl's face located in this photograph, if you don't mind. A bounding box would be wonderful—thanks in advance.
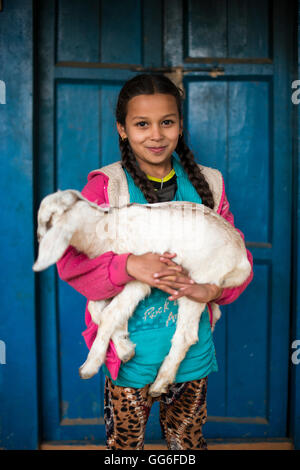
[117,93,183,175]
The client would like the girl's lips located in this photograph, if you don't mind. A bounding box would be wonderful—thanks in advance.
[147,146,167,154]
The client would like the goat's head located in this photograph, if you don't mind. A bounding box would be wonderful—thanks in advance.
[33,189,85,272]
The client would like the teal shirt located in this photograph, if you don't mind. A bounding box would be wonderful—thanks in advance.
[102,156,218,387]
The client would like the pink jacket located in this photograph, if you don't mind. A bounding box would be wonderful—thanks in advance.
[56,170,254,379]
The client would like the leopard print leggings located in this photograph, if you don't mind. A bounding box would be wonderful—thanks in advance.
[104,376,208,450]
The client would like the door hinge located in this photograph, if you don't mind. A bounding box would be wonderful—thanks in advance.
[164,67,185,94]
[134,65,225,97]
[55,62,224,97]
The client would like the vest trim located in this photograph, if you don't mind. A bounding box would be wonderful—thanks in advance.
[89,160,223,211]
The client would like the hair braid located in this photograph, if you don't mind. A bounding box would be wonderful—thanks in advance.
[119,137,159,203]
[176,135,215,209]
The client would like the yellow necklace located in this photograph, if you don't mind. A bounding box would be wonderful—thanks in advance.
[146,168,175,189]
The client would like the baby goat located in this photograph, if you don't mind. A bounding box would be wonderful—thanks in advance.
[33,189,251,396]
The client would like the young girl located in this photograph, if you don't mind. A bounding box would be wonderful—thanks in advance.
[56,74,253,450]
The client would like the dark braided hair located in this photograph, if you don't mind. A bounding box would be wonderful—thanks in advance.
[116,74,215,208]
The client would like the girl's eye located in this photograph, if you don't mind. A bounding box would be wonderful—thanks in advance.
[136,120,174,127]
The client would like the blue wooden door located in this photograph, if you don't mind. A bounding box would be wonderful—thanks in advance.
[37,0,293,443]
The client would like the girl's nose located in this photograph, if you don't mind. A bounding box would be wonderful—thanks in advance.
[150,125,163,140]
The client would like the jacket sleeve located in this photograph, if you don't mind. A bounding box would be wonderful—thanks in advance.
[214,189,254,305]
[56,173,135,301]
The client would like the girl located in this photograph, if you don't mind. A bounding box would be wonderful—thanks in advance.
[56,74,253,450]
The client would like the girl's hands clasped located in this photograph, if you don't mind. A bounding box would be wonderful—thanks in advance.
[126,251,194,298]
[126,251,223,302]
[155,252,223,302]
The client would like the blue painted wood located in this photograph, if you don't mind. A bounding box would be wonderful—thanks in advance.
[186,0,227,58]
[289,0,300,452]
[186,0,270,60]
[227,264,269,418]
[143,0,163,67]
[0,0,38,449]
[36,0,295,444]
[37,0,61,442]
[227,0,270,59]
[227,79,270,242]
[268,0,293,437]
[57,0,100,62]
[38,0,155,443]
[101,0,142,64]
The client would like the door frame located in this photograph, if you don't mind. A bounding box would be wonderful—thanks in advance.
[33,0,300,448]
[289,0,300,452]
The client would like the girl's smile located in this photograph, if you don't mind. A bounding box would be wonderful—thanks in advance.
[146,145,168,154]
[117,93,183,179]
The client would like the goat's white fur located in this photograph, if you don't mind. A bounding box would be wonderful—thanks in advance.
[33,189,251,396]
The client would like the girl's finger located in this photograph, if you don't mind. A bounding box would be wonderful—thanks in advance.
[160,252,178,267]
[159,257,190,276]
[163,265,190,276]
[159,257,178,267]
[155,285,180,296]
[155,277,176,283]
[154,267,189,277]
[154,272,194,283]
[154,279,194,288]
[168,291,186,301]
[161,252,177,258]
[169,286,194,300]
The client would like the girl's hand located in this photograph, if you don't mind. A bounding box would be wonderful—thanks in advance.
[153,273,223,303]
[171,283,223,303]
[126,252,192,296]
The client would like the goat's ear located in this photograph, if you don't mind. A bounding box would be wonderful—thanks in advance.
[33,223,73,272]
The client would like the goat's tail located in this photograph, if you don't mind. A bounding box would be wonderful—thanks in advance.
[210,303,222,332]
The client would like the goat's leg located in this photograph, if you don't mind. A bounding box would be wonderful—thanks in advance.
[88,300,109,325]
[79,281,151,379]
[88,300,136,363]
[148,299,206,397]
[111,324,136,363]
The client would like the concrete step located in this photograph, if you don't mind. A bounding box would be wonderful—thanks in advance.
[40,438,294,451]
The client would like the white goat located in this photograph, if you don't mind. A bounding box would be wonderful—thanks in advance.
[33,189,251,396]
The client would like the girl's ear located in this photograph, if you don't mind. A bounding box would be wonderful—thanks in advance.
[116,122,127,140]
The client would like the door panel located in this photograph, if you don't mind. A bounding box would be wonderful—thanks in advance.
[187,78,270,244]
[186,0,270,60]
[37,0,293,442]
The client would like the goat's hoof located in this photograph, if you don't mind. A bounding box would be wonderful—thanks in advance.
[121,352,135,363]
[78,361,100,380]
[115,341,136,363]
[148,382,169,397]
[148,389,162,398]
[119,346,135,363]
